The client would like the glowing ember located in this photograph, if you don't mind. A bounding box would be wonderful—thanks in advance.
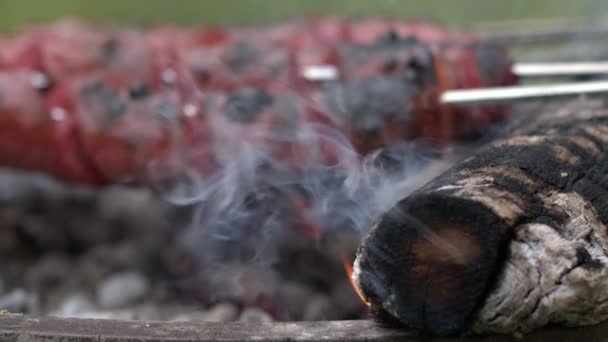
[342,256,371,307]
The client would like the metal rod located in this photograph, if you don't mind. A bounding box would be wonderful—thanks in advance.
[440,80,608,105]
[477,23,608,45]
[303,61,608,83]
[301,65,339,82]
[513,62,608,77]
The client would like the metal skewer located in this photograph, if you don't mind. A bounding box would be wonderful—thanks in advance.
[301,65,339,82]
[304,61,608,83]
[477,22,608,45]
[440,80,608,104]
[512,62,608,77]
[302,63,608,105]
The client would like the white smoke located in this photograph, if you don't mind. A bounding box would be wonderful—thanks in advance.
[145,87,456,268]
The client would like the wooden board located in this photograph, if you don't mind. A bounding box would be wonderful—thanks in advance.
[3,313,608,342]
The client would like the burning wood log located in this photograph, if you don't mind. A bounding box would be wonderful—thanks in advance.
[353,98,608,336]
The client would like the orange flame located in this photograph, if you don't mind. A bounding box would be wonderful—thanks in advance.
[342,256,371,307]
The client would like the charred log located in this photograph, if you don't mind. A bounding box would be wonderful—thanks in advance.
[354,98,608,336]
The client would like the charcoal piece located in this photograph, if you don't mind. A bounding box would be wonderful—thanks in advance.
[224,87,273,123]
[128,83,150,100]
[340,31,435,85]
[0,288,35,313]
[224,41,260,73]
[324,76,416,133]
[96,271,149,309]
[202,303,239,322]
[238,307,273,323]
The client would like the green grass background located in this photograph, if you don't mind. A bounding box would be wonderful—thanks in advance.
[0,0,606,31]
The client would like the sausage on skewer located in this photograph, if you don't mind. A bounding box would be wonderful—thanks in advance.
[0,18,516,185]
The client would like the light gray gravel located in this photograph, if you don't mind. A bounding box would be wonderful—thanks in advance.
[239,307,274,323]
[0,288,35,313]
[52,292,97,318]
[96,271,149,309]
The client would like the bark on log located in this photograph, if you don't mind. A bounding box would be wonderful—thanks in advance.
[354,98,608,336]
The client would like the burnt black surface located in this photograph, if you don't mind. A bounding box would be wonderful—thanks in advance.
[356,194,506,336]
[224,87,273,123]
[224,41,260,73]
[324,75,416,133]
[128,82,150,100]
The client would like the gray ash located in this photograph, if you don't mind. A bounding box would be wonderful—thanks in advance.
[0,169,368,322]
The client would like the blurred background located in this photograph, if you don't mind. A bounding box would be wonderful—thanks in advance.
[0,0,606,30]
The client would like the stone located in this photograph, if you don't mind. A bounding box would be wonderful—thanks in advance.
[96,271,149,309]
[0,210,20,256]
[77,309,137,320]
[77,250,113,286]
[302,294,339,321]
[18,216,69,250]
[201,303,239,322]
[276,282,314,321]
[0,288,34,313]
[199,264,279,304]
[330,282,367,317]
[133,303,161,321]
[25,254,73,291]
[52,292,97,318]
[169,311,210,322]
[87,243,139,274]
[238,307,274,323]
